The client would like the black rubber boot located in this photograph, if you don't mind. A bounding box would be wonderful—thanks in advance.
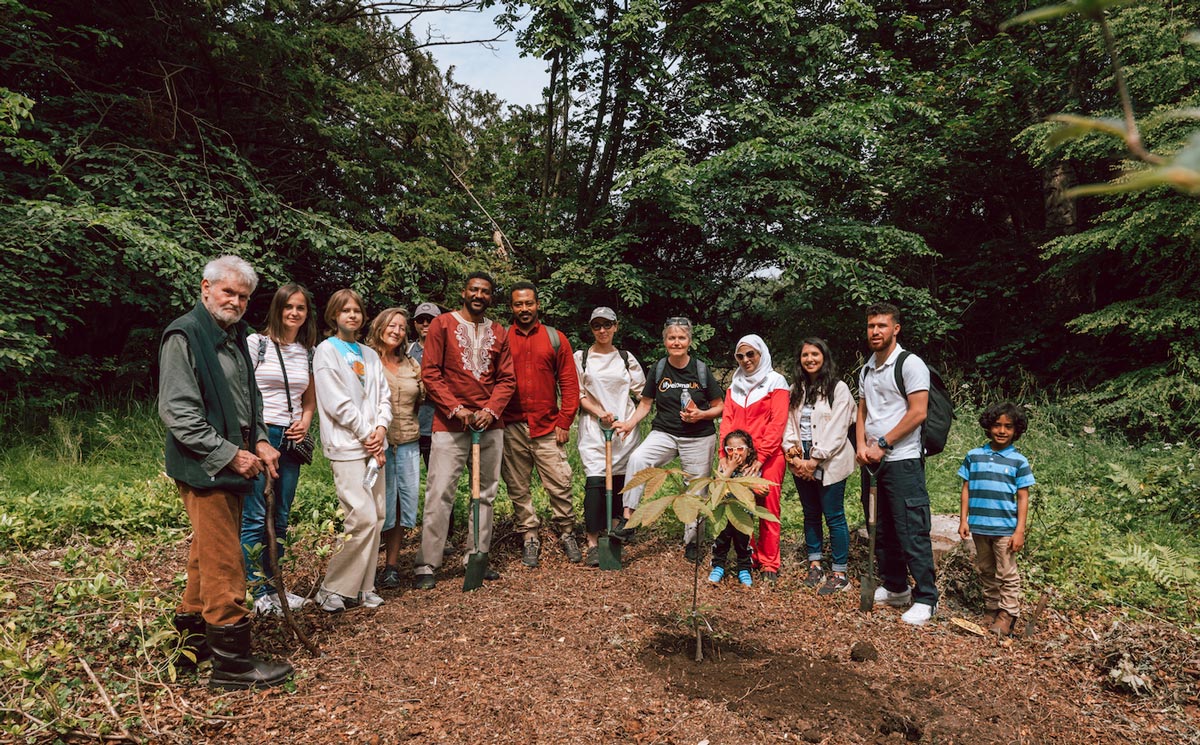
[172,613,211,667]
[206,618,293,690]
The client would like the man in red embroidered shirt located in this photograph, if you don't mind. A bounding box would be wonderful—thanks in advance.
[413,272,516,590]
[502,281,582,567]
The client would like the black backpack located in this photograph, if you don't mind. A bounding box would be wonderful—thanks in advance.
[862,351,954,457]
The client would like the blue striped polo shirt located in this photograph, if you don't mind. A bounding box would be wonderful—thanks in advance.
[958,444,1035,536]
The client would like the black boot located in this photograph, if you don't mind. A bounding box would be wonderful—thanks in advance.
[172,613,211,668]
[206,618,293,690]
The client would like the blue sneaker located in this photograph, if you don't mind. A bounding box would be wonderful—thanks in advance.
[708,566,725,584]
[738,570,753,587]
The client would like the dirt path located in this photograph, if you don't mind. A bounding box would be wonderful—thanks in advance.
[168,531,1199,744]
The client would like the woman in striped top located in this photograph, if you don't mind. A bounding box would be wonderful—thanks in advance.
[240,283,318,617]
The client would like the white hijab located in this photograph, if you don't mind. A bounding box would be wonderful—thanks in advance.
[729,334,788,407]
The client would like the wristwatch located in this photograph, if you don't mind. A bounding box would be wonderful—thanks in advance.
[876,435,893,451]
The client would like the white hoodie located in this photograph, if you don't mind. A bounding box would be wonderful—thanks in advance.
[313,339,392,461]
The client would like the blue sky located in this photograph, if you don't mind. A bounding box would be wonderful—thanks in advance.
[419,5,548,107]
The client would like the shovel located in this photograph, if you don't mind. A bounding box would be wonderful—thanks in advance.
[462,426,489,592]
[859,465,878,612]
[597,426,622,570]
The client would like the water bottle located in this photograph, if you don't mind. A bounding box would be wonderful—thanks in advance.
[362,459,380,490]
[679,388,693,410]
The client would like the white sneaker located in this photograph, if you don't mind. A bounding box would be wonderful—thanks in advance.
[283,591,307,610]
[316,588,347,613]
[254,593,283,617]
[874,586,912,607]
[901,602,936,626]
[361,591,384,608]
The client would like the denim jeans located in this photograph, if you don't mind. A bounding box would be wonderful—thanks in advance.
[240,424,302,598]
[794,474,850,573]
[383,440,421,531]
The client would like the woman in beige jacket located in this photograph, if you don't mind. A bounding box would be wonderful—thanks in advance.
[367,307,424,590]
[783,337,856,596]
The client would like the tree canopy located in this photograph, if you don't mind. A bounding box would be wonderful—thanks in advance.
[2,0,1198,437]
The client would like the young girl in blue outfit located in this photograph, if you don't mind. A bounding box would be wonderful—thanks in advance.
[708,429,757,587]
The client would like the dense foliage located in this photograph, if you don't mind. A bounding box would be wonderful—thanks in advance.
[2,0,1199,437]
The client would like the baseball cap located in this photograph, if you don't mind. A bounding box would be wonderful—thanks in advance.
[413,302,441,320]
[589,307,617,322]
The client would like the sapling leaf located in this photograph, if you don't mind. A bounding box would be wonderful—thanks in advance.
[672,495,708,524]
[625,494,675,529]
[753,505,782,523]
[726,502,755,535]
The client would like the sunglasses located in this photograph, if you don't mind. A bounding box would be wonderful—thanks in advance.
[735,350,760,361]
[590,320,615,330]
[414,317,434,324]
[664,316,692,328]
[726,445,749,453]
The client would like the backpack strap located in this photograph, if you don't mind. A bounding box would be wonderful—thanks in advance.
[655,357,667,388]
[893,350,911,400]
[580,345,589,372]
[255,336,267,370]
[620,349,630,370]
[544,324,560,375]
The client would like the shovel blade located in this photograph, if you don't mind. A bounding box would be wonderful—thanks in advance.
[463,551,489,592]
[859,571,876,612]
[859,522,877,612]
[597,536,621,570]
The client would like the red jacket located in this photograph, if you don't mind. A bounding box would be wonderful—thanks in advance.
[502,321,580,437]
[421,311,516,432]
[718,388,789,463]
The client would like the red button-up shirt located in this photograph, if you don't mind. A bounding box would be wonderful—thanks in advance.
[502,321,580,437]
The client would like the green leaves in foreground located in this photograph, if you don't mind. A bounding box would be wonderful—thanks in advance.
[1000,0,1133,30]
[1066,133,1200,197]
[622,466,779,537]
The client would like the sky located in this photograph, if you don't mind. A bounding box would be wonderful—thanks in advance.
[419,5,548,108]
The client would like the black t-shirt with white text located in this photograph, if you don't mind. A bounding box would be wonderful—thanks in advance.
[641,357,724,438]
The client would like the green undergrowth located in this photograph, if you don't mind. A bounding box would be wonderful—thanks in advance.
[1,399,1197,629]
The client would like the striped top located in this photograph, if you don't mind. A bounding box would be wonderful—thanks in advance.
[248,334,312,427]
[957,444,1035,536]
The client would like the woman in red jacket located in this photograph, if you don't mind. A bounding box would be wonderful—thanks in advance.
[718,334,790,582]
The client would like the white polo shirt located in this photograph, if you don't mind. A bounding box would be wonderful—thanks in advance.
[860,344,929,462]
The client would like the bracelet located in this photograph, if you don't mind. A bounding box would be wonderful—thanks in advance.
[482,407,498,421]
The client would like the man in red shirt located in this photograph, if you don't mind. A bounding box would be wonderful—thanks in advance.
[502,281,581,567]
[413,272,516,590]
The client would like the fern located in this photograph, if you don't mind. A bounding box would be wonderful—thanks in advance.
[1112,541,1200,589]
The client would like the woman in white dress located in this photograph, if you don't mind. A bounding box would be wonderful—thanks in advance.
[573,307,646,566]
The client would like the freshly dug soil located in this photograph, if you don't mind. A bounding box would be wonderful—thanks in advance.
[13,526,1198,744]
[208,529,1198,744]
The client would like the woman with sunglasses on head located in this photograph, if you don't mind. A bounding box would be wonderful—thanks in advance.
[614,317,724,557]
[574,307,646,566]
[366,307,424,591]
[717,334,790,583]
[782,337,855,595]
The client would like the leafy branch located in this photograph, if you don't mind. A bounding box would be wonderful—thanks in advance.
[1004,0,1200,195]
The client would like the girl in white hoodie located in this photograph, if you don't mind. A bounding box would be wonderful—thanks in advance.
[313,289,392,612]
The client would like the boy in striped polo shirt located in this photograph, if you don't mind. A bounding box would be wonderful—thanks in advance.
[957,402,1035,637]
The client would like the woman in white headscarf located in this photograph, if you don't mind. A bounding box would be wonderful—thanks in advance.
[717,334,790,582]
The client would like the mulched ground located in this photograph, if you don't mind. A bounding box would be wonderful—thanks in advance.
[157,524,1199,745]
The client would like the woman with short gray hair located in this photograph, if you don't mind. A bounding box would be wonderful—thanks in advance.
[613,317,724,557]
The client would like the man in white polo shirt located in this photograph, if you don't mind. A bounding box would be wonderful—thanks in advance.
[855,302,938,626]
